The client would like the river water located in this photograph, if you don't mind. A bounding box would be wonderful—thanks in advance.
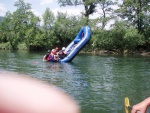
[0,50,150,113]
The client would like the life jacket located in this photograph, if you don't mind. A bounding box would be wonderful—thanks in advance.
[49,55,57,62]
[45,54,51,61]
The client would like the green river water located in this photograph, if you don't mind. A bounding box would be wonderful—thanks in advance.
[0,50,150,113]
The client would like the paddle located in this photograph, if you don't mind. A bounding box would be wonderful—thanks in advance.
[124,97,141,113]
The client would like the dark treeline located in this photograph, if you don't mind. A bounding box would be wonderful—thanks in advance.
[0,0,149,54]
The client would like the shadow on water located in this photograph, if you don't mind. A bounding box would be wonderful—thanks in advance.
[0,50,150,113]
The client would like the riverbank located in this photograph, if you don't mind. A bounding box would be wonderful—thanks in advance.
[81,49,150,56]
[0,42,149,57]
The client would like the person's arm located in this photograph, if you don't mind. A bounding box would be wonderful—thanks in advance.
[43,55,46,61]
[64,51,68,55]
[0,72,80,113]
[131,97,150,113]
[54,54,59,61]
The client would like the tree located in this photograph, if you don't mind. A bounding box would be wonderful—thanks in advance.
[1,0,34,49]
[123,27,144,50]
[13,0,32,41]
[40,8,56,50]
[115,0,150,50]
[0,16,4,22]
[97,0,116,30]
[116,0,150,33]
[24,13,42,50]
[0,12,17,49]
[57,0,100,25]
[52,12,82,46]
[111,21,127,52]
[43,8,55,30]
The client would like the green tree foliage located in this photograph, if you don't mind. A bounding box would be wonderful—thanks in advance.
[123,27,144,50]
[111,21,127,51]
[0,0,149,53]
[43,8,55,30]
[13,0,32,41]
[0,0,34,50]
[91,29,114,50]
[41,8,55,50]
[97,0,116,30]
[116,0,150,33]
[0,12,16,49]
[24,16,42,50]
[115,0,150,50]
[0,16,4,22]
[53,12,82,46]
[0,0,45,50]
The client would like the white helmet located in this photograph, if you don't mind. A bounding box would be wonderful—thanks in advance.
[62,47,65,50]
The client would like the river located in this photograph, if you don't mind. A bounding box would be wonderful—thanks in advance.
[0,50,150,113]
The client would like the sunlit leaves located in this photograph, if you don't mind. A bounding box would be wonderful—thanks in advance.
[43,8,55,30]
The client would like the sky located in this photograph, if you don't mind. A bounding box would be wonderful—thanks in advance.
[0,0,85,17]
[0,0,122,29]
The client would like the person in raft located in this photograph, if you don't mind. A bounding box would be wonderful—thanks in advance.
[55,47,59,53]
[0,71,80,113]
[43,47,59,62]
[43,50,51,61]
[131,97,150,113]
[58,47,67,59]
[50,49,59,62]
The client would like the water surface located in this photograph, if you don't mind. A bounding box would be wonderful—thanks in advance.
[0,50,150,113]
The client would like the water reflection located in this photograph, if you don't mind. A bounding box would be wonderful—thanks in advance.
[41,62,88,94]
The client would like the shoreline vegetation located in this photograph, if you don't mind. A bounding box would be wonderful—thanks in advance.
[81,49,150,57]
[0,0,149,56]
[0,42,149,57]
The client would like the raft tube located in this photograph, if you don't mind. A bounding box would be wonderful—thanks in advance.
[59,26,91,62]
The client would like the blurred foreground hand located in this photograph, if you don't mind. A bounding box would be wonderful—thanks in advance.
[0,71,80,113]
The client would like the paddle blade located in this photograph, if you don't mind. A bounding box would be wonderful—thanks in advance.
[125,97,130,113]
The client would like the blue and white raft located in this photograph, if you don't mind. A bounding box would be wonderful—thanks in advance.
[59,26,91,62]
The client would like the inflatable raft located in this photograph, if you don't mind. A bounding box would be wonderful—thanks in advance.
[59,26,91,62]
